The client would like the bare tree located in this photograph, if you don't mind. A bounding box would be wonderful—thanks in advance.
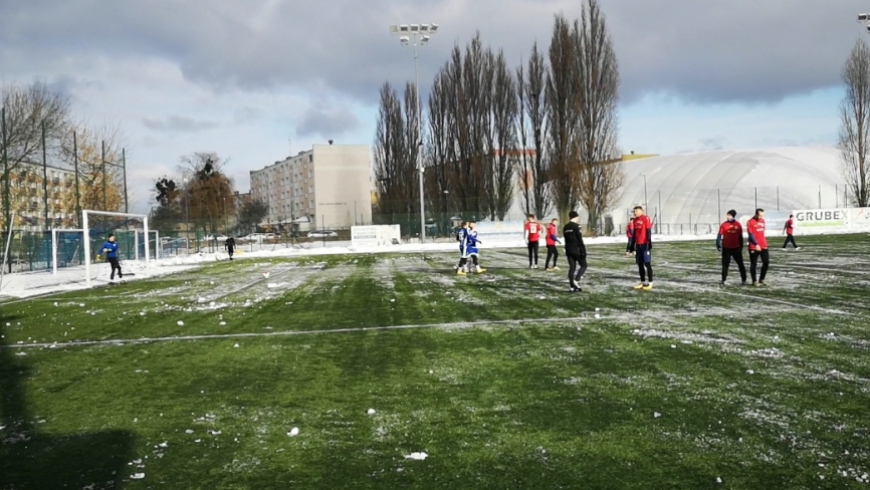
[426,69,455,231]
[179,152,236,234]
[517,43,552,219]
[488,50,518,220]
[574,0,623,233]
[373,82,419,231]
[840,38,870,208]
[546,14,582,224]
[1,82,70,230]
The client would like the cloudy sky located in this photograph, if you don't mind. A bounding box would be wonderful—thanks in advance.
[1,0,866,213]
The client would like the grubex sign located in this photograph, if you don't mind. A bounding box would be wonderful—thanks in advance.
[793,209,849,228]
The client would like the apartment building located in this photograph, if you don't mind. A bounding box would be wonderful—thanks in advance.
[250,144,372,229]
[3,161,78,230]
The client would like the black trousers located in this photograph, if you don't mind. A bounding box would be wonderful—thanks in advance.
[626,239,634,253]
[227,247,234,259]
[635,244,653,283]
[721,247,746,283]
[750,249,770,283]
[567,253,587,286]
[108,257,122,280]
[528,241,539,266]
[782,235,797,248]
[545,245,558,268]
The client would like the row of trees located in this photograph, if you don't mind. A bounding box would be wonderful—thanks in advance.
[1,82,127,231]
[374,0,624,231]
[150,153,268,236]
[840,39,870,208]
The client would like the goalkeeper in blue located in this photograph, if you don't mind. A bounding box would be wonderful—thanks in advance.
[464,221,486,274]
[100,234,123,281]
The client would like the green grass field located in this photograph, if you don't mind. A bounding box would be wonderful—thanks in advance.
[2,235,869,489]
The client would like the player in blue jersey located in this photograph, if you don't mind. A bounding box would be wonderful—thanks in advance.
[455,222,469,275]
[100,233,123,281]
[465,221,486,274]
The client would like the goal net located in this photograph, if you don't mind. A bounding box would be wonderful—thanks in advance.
[83,210,152,287]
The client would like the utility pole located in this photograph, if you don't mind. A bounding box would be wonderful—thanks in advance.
[41,121,49,231]
[101,140,107,211]
[1,107,9,235]
[73,131,81,227]
[122,148,129,214]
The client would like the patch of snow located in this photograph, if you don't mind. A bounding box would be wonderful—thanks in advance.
[404,452,428,461]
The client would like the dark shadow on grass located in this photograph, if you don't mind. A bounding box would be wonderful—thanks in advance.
[0,312,135,489]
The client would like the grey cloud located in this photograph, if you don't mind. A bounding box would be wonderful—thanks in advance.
[0,0,866,106]
[45,75,105,102]
[233,107,261,124]
[699,137,726,151]
[142,115,219,132]
[295,106,360,138]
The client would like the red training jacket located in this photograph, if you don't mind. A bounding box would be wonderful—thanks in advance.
[632,215,652,245]
[546,223,558,246]
[747,217,767,251]
[718,220,743,248]
[525,221,542,242]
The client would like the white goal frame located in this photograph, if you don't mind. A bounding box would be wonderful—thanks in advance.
[132,228,160,261]
[83,210,150,287]
[51,228,84,275]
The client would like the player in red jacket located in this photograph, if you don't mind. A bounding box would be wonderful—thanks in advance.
[782,214,800,250]
[524,215,543,269]
[716,210,746,285]
[544,218,561,271]
[747,208,769,286]
[629,206,653,290]
[625,217,635,257]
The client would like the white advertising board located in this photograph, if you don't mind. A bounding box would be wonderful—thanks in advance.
[351,225,401,248]
[849,208,870,231]
[791,209,850,232]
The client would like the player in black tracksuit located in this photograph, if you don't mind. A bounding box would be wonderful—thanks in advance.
[225,237,236,260]
[563,211,587,292]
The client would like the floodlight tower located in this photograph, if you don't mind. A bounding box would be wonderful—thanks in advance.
[859,13,870,32]
[389,23,439,242]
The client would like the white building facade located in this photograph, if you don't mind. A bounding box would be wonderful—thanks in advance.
[250,144,373,229]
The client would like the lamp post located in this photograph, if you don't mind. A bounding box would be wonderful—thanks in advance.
[640,173,648,210]
[182,177,190,250]
[390,23,439,242]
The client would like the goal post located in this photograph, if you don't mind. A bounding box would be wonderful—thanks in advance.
[132,228,160,261]
[51,228,84,275]
[83,210,150,287]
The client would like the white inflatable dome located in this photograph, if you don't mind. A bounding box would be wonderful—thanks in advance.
[613,147,848,229]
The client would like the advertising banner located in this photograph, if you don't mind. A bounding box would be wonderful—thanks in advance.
[849,208,870,231]
[791,209,850,231]
[473,221,527,242]
[351,226,380,247]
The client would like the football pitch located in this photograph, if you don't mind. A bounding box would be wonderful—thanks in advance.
[1,234,869,489]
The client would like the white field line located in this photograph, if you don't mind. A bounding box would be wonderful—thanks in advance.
[0,309,764,350]
[662,260,870,277]
[584,266,853,316]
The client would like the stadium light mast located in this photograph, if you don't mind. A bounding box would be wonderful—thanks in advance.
[859,12,870,32]
[389,23,439,242]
